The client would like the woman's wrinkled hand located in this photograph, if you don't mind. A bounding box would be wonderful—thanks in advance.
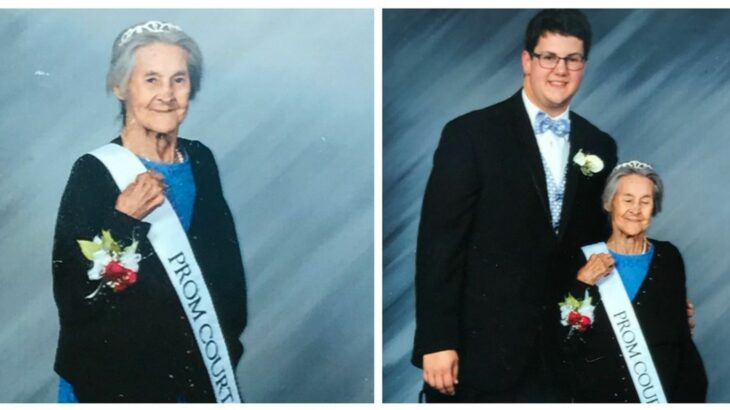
[115,170,166,220]
[423,349,459,396]
[577,252,615,286]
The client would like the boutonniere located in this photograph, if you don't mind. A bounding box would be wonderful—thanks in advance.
[77,230,141,299]
[559,290,595,337]
[573,149,604,176]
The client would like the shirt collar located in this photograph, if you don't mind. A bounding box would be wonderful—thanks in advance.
[521,89,570,132]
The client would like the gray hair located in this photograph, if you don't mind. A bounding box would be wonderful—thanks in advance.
[602,160,664,216]
[106,21,203,122]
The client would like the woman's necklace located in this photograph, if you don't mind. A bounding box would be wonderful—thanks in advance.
[139,146,184,163]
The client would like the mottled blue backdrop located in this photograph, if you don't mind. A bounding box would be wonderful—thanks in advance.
[383,9,730,403]
[0,9,373,403]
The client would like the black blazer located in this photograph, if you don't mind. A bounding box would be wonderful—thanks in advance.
[52,137,247,402]
[412,91,618,392]
[559,240,707,403]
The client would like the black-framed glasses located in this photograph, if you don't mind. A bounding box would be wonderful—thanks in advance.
[530,52,586,71]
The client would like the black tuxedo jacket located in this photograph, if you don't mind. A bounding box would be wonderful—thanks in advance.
[559,240,707,403]
[412,90,617,393]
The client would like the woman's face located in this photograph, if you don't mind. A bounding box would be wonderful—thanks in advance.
[607,174,655,237]
[117,42,191,135]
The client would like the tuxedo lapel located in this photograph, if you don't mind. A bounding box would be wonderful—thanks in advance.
[557,111,587,242]
[506,92,552,225]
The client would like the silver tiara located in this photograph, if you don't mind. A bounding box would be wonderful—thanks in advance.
[118,21,182,47]
[614,160,653,171]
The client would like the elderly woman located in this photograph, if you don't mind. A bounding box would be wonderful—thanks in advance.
[558,160,707,403]
[51,21,246,403]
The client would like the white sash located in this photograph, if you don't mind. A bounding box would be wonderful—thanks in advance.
[90,143,242,403]
[582,242,667,403]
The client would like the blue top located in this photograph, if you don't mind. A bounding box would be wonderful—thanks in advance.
[58,148,197,403]
[139,148,197,232]
[609,243,655,301]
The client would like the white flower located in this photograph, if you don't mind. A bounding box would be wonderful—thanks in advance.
[577,289,595,322]
[573,149,604,176]
[88,249,112,280]
[119,250,141,272]
[578,303,595,319]
[117,240,140,271]
[560,304,573,326]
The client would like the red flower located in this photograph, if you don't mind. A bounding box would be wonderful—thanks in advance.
[103,260,126,281]
[567,311,582,325]
[103,260,138,293]
[566,311,593,332]
[576,316,592,333]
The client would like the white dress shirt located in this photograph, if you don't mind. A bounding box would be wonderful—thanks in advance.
[521,90,571,186]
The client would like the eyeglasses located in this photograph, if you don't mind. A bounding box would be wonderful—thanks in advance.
[530,52,586,71]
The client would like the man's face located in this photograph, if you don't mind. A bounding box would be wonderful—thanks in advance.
[522,32,585,117]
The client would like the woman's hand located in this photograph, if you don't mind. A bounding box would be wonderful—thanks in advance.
[115,170,166,220]
[577,252,615,285]
[423,349,459,396]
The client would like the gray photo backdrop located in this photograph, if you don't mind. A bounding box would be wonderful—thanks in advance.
[0,9,373,403]
[383,9,730,403]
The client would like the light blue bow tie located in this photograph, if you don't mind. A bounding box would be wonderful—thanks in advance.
[535,111,570,138]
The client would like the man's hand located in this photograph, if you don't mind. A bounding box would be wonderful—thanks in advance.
[687,298,696,335]
[423,349,459,396]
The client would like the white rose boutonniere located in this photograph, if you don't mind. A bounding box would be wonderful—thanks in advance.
[573,149,604,177]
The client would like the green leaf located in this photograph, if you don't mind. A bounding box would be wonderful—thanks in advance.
[77,240,103,261]
[101,229,122,254]
[564,293,581,310]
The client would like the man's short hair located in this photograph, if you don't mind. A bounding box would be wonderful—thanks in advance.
[525,9,593,59]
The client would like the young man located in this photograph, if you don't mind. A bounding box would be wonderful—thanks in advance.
[412,9,617,402]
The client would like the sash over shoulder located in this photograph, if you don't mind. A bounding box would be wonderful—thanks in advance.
[582,242,667,403]
[89,143,242,403]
